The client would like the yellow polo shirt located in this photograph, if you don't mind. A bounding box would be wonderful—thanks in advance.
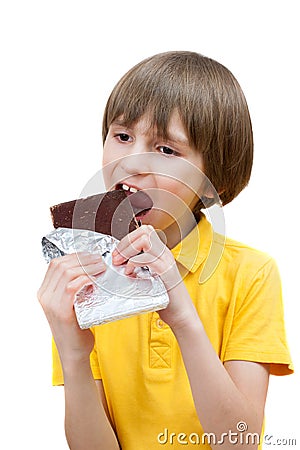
[52,214,293,449]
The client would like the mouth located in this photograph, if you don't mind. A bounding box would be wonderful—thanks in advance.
[116,183,153,219]
[117,183,139,195]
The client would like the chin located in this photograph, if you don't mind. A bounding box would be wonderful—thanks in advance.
[139,210,174,231]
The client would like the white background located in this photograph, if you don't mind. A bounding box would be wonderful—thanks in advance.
[0,0,299,448]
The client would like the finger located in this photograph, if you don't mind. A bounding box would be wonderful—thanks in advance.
[39,252,104,297]
[124,251,165,276]
[113,226,164,264]
[113,225,153,256]
[123,260,135,276]
[65,273,94,296]
[39,253,97,293]
[52,259,106,295]
[129,250,164,266]
[51,273,94,316]
[124,247,177,283]
[113,235,152,264]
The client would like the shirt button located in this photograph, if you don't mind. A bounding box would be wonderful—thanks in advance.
[156,318,164,329]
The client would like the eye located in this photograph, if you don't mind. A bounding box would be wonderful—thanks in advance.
[116,133,132,142]
[157,146,177,156]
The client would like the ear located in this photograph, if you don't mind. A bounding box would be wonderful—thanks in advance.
[200,188,224,207]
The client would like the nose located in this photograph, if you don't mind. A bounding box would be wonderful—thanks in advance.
[120,151,151,175]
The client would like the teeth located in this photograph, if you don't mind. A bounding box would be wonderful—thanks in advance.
[121,184,138,194]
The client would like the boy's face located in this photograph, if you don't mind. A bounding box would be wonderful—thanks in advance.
[102,110,209,236]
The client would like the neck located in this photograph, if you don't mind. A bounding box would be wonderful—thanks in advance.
[164,209,200,249]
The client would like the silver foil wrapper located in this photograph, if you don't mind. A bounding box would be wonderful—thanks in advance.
[42,228,169,329]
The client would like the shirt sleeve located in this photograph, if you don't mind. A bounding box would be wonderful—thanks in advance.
[223,257,294,375]
[52,327,102,386]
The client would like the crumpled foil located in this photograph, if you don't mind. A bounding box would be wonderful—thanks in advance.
[42,228,169,329]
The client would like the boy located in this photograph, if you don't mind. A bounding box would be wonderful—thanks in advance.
[38,51,293,449]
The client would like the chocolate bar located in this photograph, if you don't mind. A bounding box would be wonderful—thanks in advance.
[50,190,138,240]
[50,189,153,240]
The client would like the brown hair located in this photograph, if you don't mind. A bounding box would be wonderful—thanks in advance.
[102,51,253,208]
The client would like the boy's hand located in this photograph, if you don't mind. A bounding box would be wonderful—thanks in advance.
[112,225,179,287]
[37,252,106,367]
[112,225,197,329]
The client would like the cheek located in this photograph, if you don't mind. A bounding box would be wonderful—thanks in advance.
[102,141,113,166]
[156,174,197,201]
[151,178,197,220]
[155,157,205,198]
[102,146,116,189]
